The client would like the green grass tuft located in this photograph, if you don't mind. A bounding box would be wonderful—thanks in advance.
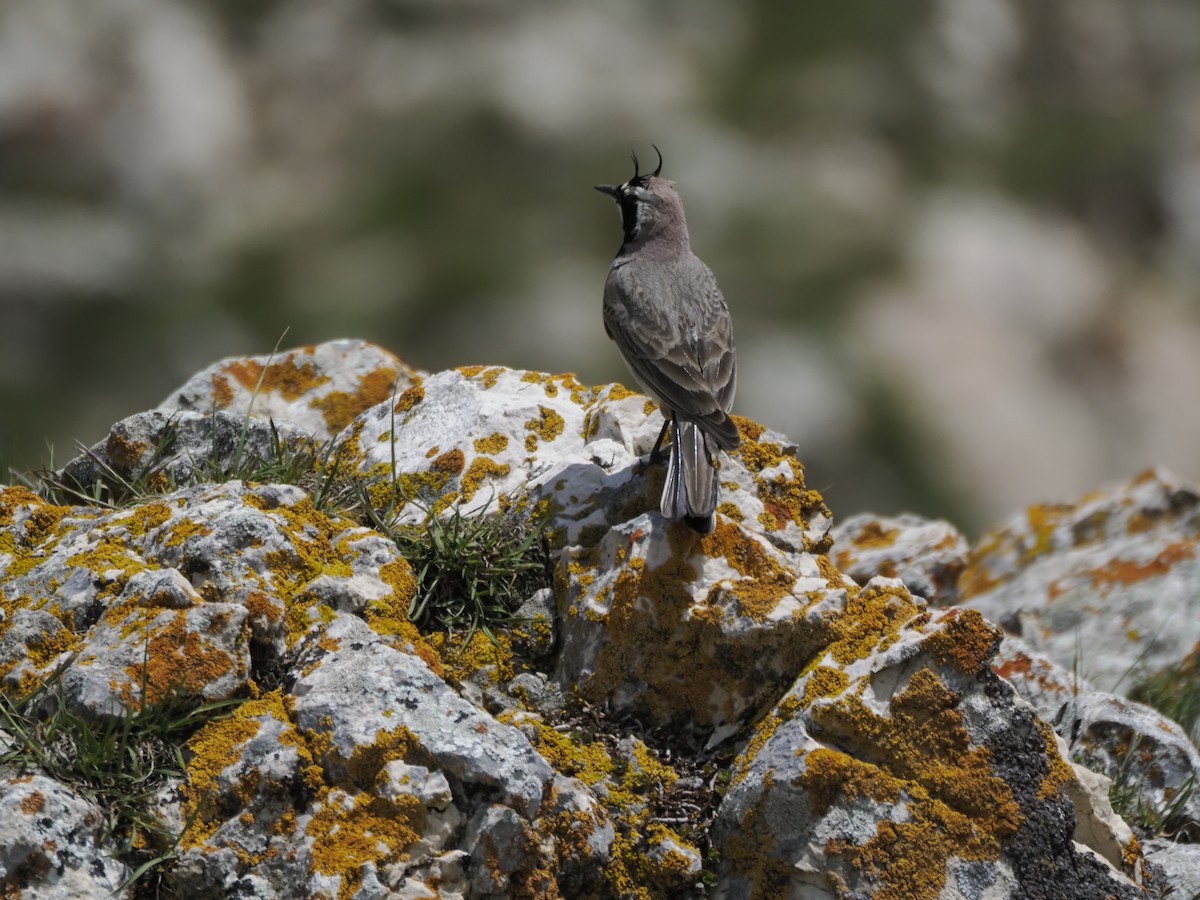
[365,493,552,640]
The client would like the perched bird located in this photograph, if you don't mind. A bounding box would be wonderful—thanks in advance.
[595,148,740,534]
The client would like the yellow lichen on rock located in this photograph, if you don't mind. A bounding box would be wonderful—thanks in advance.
[460,457,510,503]
[307,790,424,896]
[473,432,510,455]
[824,580,924,667]
[181,690,304,847]
[701,520,797,622]
[922,608,1002,676]
[524,406,566,451]
[805,667,1023,899]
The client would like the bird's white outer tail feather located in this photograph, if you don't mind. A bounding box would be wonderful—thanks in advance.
[660,419,718,527]
[660,422,685,521]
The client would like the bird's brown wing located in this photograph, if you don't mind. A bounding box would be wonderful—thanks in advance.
[603,255,739,451]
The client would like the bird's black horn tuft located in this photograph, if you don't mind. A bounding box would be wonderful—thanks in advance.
[651,145,663,177]
[630,150,640,180]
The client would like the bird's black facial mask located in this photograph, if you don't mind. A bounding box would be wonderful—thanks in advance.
[595,147,663,244]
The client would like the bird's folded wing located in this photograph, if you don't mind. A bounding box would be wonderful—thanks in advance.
[603,260,739,450]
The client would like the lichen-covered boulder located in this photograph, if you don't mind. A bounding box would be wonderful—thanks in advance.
[713,578,1152,899]
[336,364,832,556]
[159,338,421,441]
[960,467,1200,693]
[0,480,420,716]
[556,514,847,737]
[169,613,614,899]
[831,512,969,606]
[55,408,319,503]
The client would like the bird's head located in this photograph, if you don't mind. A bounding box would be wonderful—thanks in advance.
[595,146,688,248]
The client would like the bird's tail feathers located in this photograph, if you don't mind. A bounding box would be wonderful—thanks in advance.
[661,419,719,534]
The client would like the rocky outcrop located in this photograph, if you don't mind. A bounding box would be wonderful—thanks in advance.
[1,341,1193,897]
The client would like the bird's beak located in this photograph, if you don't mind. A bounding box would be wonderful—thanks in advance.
[594,184,621,199]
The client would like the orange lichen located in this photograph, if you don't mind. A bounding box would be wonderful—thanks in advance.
[1088,542,1195,591]
[224,355,331,400]
[431,448,465,477]
[923,608,1002,677]
[312,367,400,432]
[121,611,243,706]
[103,430,151,474]
[393,383,425,415]
[243,590,283,626]
[208,373,234,407]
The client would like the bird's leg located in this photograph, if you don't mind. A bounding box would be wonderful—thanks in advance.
[648,418,672,464]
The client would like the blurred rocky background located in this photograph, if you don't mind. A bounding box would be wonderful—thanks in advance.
[1,0,1198,535]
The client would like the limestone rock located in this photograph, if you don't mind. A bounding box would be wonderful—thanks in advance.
[960,467,1200,694]
[337,365,832,556]
[1062,691,1200,838]
[290,614,555,817]
[0,774,130,898]
[166,613,614,899]
[1143,839,1200,898]
[160,339,422,441]
[831,511,969,606]
[56,408,319,502]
